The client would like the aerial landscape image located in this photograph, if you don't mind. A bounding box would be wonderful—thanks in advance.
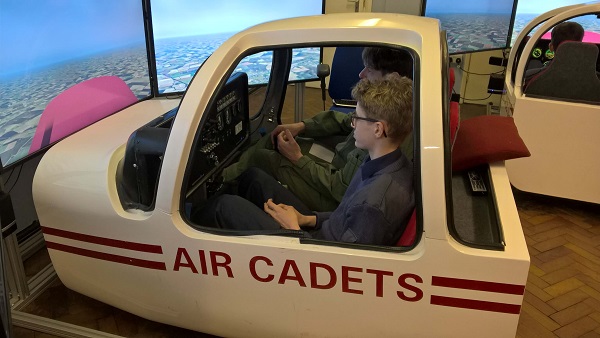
[0,0,150,166]
[150,0,323,93]
[153,33,321,93]
[425,0,516,54]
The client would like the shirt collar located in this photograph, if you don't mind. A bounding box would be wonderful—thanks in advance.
[361,147,403,180]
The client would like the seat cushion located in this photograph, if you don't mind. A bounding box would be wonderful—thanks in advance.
[452,115,530,172]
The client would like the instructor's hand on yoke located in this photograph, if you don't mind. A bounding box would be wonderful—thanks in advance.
[276,129,302,163]
[270,122,305,144]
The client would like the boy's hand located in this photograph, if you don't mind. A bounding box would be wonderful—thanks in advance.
[277,129,302,163]
[263,199,300,230]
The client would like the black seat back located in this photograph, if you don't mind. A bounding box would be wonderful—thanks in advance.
[525,41,600,103]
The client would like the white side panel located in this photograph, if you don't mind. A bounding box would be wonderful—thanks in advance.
[506,97,600,204]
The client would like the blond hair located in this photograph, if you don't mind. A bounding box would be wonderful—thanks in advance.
[351,73,413,141]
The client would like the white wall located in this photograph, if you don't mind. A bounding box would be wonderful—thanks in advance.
[456,49,507,107]
[371,0,422,15]
[312,0,424,89]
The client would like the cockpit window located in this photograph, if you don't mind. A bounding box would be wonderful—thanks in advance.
[520,16,600,103]
[180,43,421,252]
[513,14,600,86]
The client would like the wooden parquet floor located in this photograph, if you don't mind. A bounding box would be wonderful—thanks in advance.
[514,190,600,338]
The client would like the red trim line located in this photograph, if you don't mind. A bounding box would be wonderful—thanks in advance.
[46,241,167,271]
[432,276,525,295]
[42,226,163,254]
[431,295,521,314]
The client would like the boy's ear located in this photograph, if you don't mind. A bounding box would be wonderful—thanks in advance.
[375,122,386,138]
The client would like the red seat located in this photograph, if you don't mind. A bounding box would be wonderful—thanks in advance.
[448,68,460,145]
[450,101,460,145]
[396,209,417,246]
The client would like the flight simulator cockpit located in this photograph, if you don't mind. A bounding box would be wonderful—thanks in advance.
[505,2,600,205]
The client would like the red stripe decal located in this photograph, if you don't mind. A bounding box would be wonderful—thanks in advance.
[42,226,163,254]
[431,295,521,314]
[46,241,167,271]
[432,276,525,295]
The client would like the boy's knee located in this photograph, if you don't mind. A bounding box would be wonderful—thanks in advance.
[216,194,246,212]
[190,194,244,228]
[239,167,273,187]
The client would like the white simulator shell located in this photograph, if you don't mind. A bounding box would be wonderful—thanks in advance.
[504,3,600,204]
[33,13,529,337]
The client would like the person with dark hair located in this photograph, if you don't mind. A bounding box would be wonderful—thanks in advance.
[525,21,585,81]
[360,46,413,80]
[221,47,413,212]
[198,74,415,246]
[550,21,585,51]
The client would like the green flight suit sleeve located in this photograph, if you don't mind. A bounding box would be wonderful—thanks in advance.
[301,110,353,138]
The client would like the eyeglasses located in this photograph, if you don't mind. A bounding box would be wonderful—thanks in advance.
[350,112,387,137]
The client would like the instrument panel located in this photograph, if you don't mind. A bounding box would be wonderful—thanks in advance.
[188,72,250,192]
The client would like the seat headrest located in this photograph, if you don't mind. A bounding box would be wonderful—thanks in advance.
[329,47,365,101]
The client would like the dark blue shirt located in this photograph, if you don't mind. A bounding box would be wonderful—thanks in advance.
[311,147,415,245]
